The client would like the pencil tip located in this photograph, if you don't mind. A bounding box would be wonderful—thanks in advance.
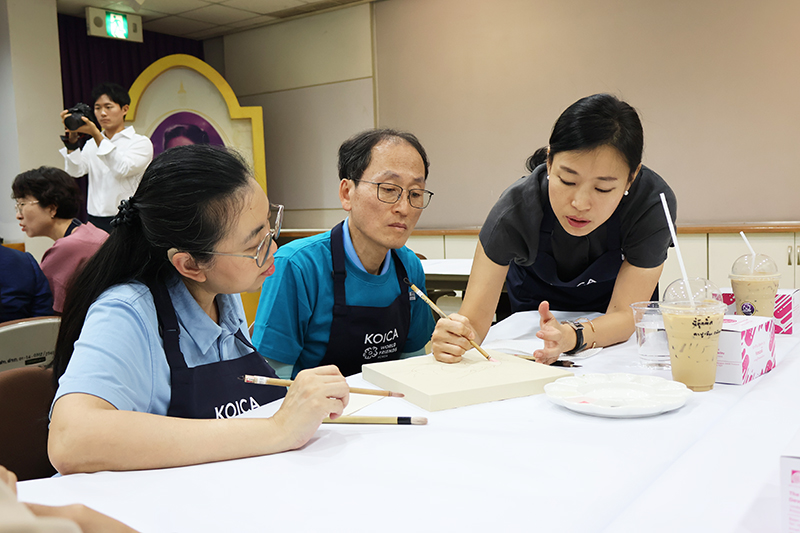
[411,416,428,425]
[389,392,405,398]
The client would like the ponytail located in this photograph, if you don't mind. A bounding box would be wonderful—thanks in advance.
[53,145,252,385]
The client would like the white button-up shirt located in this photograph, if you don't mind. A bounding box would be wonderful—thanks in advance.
[60,126,153,217]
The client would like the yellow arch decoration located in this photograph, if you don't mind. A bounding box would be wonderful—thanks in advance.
[127,54,267,193]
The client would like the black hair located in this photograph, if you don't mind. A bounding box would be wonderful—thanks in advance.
[52,145,253,384]
[338,128,429,184]
[164,124,210,147]
[12,166,81,219]
[90,82,131,108]
[527,94,644,181]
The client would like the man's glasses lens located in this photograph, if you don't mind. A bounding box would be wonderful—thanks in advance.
[374,184,433,209]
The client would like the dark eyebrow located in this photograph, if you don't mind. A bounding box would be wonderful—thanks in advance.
[558,164,618,181]
[244,223,265,245]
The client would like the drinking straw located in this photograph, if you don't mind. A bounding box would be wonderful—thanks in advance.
[659,193,694,306]
[739,231,756,274]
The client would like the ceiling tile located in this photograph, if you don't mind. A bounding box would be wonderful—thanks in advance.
[142,15,214,35]
[184,25,235,39]
[99,2,171,19]
[219,0,307,16]
[129,0,212,15]
[226,14,277,28]
[181,4,258,24]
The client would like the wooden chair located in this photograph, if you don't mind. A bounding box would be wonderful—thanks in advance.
[0,366,57,480]
[0,316,60,373]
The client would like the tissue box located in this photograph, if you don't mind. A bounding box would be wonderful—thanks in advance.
[721,288,799,335]
[715,315,775,385]
[782,429,800,532]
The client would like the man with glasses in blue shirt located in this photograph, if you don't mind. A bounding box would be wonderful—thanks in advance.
[251,129,436,378]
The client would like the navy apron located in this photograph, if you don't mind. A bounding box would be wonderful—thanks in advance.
[506,198,625,314]
[318,221,411,377]
[147,280,286,419]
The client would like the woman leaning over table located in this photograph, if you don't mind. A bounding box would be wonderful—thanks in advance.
[432,93,677,365]
[12,167,108,314]
[48,145,349,475]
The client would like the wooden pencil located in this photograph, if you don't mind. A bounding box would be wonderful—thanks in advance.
[322,415,427,425]
[407,283,494,362]
[242,375,404,397]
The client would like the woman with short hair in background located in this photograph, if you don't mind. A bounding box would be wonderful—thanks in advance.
[12,167,107,314]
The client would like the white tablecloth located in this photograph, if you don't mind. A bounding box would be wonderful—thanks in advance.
[18,311,800,533]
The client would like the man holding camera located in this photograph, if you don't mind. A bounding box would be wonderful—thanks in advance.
[59,83,153,232]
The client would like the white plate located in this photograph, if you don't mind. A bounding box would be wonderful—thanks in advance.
[543,373,692,418]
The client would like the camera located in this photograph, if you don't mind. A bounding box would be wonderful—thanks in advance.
[64,103,96,131]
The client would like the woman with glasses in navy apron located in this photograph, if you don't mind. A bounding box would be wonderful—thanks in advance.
[431,94,677,365]
[48,145,349,475]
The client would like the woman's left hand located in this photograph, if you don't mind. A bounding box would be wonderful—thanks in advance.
[533,301,575,365]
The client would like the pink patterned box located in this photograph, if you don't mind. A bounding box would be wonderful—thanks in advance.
[782,428,800,532]
[721,288,800,335]
[715,315,776,385]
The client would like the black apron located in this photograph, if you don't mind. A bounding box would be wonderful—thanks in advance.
[506,198,625,314]
[147,280,285,419]
[317,221,411,377]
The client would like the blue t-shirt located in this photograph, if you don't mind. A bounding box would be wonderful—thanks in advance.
[252,223,436,379]
[53,277,253,416]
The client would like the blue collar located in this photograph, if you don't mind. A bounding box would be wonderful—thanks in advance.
[168,276,246,355]
[343,217,391,276]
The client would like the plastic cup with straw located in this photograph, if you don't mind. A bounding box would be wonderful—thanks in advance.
[729,231,780,317]
[658,193,726,391]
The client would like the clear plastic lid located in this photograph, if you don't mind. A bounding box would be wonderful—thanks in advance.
[729,253,779,278]
[662,277,723,303]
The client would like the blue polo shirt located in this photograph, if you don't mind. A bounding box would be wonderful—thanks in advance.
[252,219,436,379]
[53,276,252,416]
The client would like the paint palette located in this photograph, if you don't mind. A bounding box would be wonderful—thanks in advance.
[362,348,571,411]
[544,373,692,418]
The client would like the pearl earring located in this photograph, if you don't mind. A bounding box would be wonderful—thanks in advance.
[624,190,629,196]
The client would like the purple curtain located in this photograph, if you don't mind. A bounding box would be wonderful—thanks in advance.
[57,14,204,221]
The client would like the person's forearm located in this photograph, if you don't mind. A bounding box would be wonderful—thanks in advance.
[579,309,635,350]
[48,405,293,474]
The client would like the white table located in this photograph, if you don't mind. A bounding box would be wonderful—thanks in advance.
[18,312,800,533]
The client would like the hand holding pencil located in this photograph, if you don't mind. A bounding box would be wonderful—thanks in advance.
[407,282,496,363]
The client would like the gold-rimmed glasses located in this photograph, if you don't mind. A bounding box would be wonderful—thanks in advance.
[14,200,39,215]
[356,180,434,209]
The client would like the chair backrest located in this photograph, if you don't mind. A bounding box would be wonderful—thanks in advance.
[0,366,57,480]
[0,316,60,373]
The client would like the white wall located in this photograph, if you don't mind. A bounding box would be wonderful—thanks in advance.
[223,3,375,228]
[374,0,800,228]
[0,0,64,257]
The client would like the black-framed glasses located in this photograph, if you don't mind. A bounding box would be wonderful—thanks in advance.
[13,200,39,214]
[192,204,283,268]
[356,180,434,209]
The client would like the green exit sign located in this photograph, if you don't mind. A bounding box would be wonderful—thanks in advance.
[86,7,143,43]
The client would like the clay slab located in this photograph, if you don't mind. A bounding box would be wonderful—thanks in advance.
[362,348,572,411]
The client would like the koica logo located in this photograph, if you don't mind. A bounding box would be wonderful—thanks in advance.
[363,346,379,359]
[364,328,399,345]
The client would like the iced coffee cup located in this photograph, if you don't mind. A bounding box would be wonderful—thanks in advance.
[729,254,780,317]
[661,299,726,392]
[661,278,725,392]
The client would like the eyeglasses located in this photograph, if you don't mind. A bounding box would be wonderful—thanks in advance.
[356,180,434,209]
[14,200,39,214]
[190,204,283,268]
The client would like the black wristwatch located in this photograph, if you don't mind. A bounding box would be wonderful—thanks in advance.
[563,321,586,355]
